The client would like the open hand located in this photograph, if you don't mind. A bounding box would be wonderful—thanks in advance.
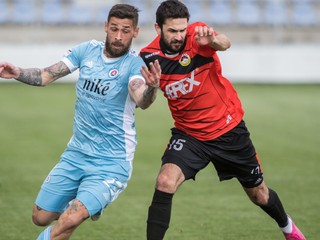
[140,59,161,88]
[0,62,20,79]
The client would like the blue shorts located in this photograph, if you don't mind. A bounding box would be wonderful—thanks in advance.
[35,149,132,217]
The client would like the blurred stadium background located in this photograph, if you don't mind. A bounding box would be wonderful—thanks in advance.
[1,2,319,239]
[1,0,320,83]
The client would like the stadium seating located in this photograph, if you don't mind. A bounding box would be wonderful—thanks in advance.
[291,2,318,26]
[0,0,8,24]
[41,0,65,25]
[263,0,289,26]
[11,0,37,24]
[236,0,261,25]
[183,0,207,23]
[0,0,319,28]
[93,7,111,25]
[151,0,162,20]
[67,3,94,25]
[209,0,233,25]
[126,0,152,25]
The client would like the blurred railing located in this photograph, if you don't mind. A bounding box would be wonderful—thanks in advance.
[0,0,320,45]
[0,0,319,27]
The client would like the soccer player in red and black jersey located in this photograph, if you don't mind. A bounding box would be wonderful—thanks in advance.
[139,1,306,239]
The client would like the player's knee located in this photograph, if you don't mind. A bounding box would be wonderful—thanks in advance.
[249,188,269,206]
[251,192,269,206]
[156,174,178,193]
[32,205,59,226]
[245,183,269,206]
[32,212,52,226]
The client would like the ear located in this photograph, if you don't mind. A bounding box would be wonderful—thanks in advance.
[104,21,108,32]
[155,23,161,36]
[133,26,140,38]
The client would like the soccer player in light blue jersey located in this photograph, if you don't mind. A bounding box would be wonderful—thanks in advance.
[0,4,161,240]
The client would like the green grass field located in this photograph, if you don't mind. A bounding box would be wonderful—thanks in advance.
[0,83,319,240]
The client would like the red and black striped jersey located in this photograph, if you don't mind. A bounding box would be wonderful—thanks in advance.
[140,22,244,141]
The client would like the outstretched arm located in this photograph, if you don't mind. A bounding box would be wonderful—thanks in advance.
[195,25,231,51]
[0,61,71,86]
[129,60,161,110]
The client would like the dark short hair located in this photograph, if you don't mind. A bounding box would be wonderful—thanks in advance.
[107,4,140,28]
[156,0,190,28]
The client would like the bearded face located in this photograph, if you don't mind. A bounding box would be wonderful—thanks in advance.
[160,31,185,54]
[103,17,138,58]
[105,36,132,58]
[157,18,188,54]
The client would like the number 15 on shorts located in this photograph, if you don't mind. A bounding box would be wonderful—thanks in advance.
[168,139,186,151]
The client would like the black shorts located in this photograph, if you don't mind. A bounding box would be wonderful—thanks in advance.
[161,121,263,188]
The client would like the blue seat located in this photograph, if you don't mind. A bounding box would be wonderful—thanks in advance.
[41,0,65,25]
[290,0,313,3]
[67,4,93,25]
[93,6,111,25]
[125,0,151,25]
[183,0,206,23]
[151,0,163,14]
[11,0,37,24]
[209,1,233,25]
[151,0,206,24]
[263,0,288,26]
[151,0,166,23]
[236,0,261,25]
[291,2,317,26]
[0,0,9,24]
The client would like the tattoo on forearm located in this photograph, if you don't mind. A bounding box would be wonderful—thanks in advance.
[143,86,157,103]
[17,68,42,86]
[44,61,70,80]
[16,62,69,86]
[130,79,143,91]
[130,79,157,108]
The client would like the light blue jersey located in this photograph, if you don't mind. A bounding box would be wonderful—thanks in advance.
[62,39,145,161]
[35,40,147,218]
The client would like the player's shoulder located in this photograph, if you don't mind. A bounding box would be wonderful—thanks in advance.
[128,49,139,57]
[85,39,104,49]
[69,39,103,54]
[125,49,144,63]
[126,49,145,67]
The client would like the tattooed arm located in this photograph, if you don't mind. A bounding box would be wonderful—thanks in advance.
[129,79,158,110]
[0,61,71,86]
[129,60,161,110]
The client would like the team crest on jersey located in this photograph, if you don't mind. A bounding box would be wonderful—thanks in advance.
[108,69,119,78]
[179,53,191,67]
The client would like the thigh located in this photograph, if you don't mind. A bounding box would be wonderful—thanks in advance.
[156,163,185,193]
[162,128,211,180]
[35,159,82,213]
[32,204,61,226]
[77,159,132,218]
[207,121,264,188]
